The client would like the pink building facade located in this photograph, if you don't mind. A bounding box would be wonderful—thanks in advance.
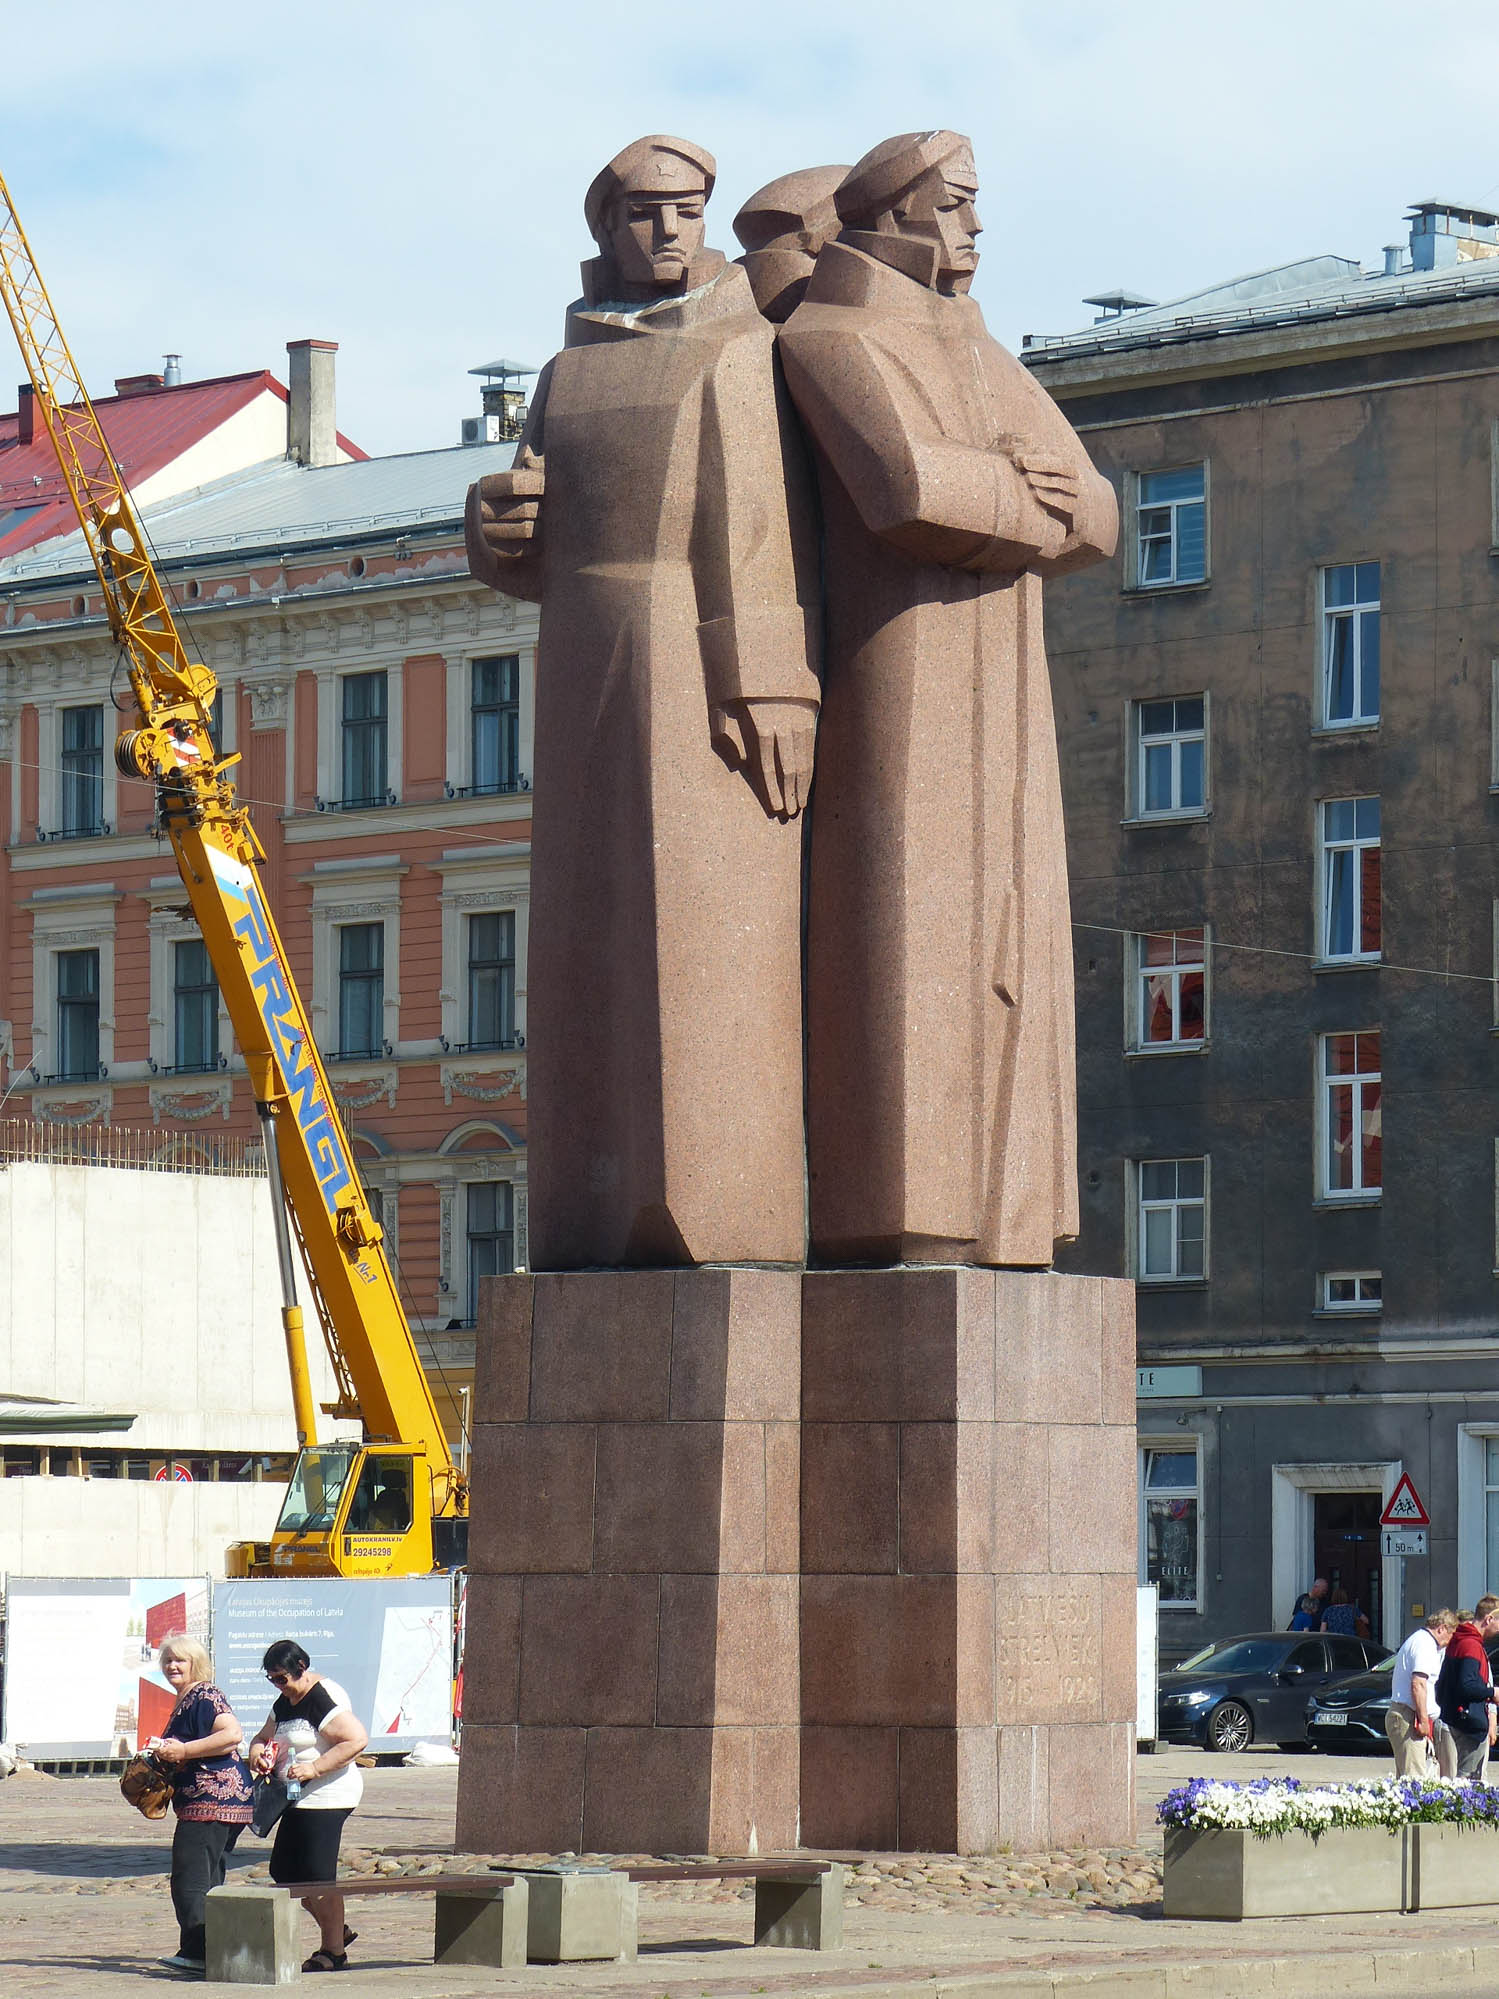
[0,389,534,1439]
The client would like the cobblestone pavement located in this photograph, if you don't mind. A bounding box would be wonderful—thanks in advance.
[8,1745,1499,1996]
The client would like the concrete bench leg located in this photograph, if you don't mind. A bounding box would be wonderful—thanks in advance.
[206,1884,301,1985]
[754,1864,845,1949]
[434,1879,530,1967]
[521,1869,638,1963]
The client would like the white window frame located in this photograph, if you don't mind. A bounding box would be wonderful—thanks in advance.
[1458,1425,1499,1612]
[1131,1155,1208,1283]
[1319,561,1381,730]
[435,847,530,1054]
[1138,1440,1203,1612]
[1128,926,1208,1052]
[1130,694,1208,821]
[35,697,118,843]
[462,1176,517,1323]
[1318,1270,1382,1313]
[1130,463,1209,591]
[24,884,120,1084]
[144,878,231,1076]
[1317,1031,1382,1203]
[1317,796,1381,965]
[315,661,404,808]
[444,649,536,798]
[303,856,407,1061]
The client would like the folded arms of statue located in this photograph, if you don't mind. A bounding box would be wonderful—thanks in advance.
[782,332,1117,577]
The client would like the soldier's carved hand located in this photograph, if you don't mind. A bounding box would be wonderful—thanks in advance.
[710,697,817,819]
[466,454,546,564]
[1010,445,1080,527]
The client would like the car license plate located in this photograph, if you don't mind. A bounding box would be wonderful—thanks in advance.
[1318,1711,1348,1726]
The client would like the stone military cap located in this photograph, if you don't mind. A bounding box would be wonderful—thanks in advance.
[834,129,972,230]
[583,136,717,246]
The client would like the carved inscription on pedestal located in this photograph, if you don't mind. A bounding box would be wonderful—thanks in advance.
[995,1577,1101,1724]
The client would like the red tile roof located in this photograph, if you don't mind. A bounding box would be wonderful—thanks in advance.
[0,370,366,560]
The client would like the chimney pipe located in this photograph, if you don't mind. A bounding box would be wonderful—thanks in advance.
[162,353,182,387]
[286,338,339,467]
[1382,245,1402,277]
[17,383,33,446]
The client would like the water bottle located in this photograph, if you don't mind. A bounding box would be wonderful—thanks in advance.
[281,1719,316,1801]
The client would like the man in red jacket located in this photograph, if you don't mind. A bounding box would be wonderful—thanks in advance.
[1435,1595,1499,1778]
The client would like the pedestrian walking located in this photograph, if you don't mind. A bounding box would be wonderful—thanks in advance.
[146,1635,253,1977]
[1288,1578,1329,1630]
[1385,1609,1457,1777]
[1319,1586,1370,1639]
[247,1641,368,1974]
[1434,1596,1499,1779]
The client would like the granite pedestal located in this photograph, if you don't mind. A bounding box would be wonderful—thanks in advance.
[458,1265,1135,1856]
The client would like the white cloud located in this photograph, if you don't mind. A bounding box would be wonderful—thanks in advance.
[9,0,1499,454]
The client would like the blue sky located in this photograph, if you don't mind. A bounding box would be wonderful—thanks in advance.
[9,0,1499,456]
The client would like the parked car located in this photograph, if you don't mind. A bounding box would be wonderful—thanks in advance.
[1305,1634,1499,1752]
[1157,1631,1391,1751]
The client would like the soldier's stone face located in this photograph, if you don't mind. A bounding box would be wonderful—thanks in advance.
[606,184,708,291]
[893,153,982,294]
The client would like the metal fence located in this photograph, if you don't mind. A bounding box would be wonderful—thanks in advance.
[0,1118,266,1177]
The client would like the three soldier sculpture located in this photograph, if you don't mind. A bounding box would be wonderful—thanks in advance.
[466,130,1118,1276]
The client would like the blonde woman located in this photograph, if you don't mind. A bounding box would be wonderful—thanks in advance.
[147,1636,253,1975]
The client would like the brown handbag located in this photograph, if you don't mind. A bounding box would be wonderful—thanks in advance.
[119,1752,173,1820]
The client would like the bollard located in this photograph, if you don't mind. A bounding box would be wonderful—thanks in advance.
[206,1883,300,1985]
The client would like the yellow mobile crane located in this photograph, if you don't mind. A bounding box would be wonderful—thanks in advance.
[0,171,467,1578]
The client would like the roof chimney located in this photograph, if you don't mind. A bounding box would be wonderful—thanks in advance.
[1382,245,1403,276]
[162,353,182,387]
[114,373,164,397]
[286,338,339,467]
[17,383,33,446]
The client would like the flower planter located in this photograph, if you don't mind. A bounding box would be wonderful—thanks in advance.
[1410,1822,1499,1910]
[1163,1825,1409,1920]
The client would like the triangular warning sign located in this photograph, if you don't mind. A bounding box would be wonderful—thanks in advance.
[1380,1474,1430,1527]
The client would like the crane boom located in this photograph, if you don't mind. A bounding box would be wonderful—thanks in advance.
[0,169,466,1562]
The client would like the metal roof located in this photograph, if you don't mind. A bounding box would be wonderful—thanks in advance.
[0,439,516,582]
[1024,247,1499,361]
[0,370,365,564]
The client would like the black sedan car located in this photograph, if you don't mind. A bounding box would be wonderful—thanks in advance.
[1157,1631,1391,1752]
[1306,1634,1499,1752]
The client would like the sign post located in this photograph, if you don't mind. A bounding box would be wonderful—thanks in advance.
[1379,1476,1431,1637]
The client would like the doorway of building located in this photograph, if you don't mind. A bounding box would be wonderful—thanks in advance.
[1313,1490,1382,1635]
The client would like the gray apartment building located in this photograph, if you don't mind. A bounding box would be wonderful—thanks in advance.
[1026,200,1499,1665]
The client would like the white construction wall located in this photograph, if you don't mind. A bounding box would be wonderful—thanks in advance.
[0,1161,352,1576]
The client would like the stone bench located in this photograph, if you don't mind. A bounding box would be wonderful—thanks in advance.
[205,1874,526,1985]
[619,1859,844,1951]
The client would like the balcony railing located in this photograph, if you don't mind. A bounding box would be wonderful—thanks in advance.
[37,1063,109,1085]
[36,821,111,842]
[444,775,530,799]
[330,1040,393,1063]
[315,792,397,813]
[148,1055,229,1076]
[440,1033,524,1054]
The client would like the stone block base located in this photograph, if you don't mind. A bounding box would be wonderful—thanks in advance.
[457,1269,801,1856]
[459,1264,1135,1856]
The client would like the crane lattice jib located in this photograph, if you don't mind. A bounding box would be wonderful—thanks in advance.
[0,167,463,1506]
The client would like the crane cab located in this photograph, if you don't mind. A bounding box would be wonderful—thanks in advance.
[259,1442,441,1578]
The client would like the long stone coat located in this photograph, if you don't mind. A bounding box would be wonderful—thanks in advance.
[481,256,819,1269]
[778,236,1118,1266]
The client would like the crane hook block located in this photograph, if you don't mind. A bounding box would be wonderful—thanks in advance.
[335,1202,384,1251]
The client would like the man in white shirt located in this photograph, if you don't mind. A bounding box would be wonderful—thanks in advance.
[1387,1609,1458,1777]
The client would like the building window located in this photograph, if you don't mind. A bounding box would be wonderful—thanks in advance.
[60,703,105,837]
[466,1180,514,1323]
[1320,797,1381,962]
[1322,562,1380,727]
[172,937,219,1073]
[55,947,100,1080]
[1320,1270,1382,1312]
[1134,697,1206,817]
[1136,1157,1206,1281]
[467,912,516,1049]
[337,922,384,1059]
[471,655,521,795]
[1319,1031,1382,1200]
[1132,928,1206,1049]
[341,670,388,807]
[1136,466,1206,587]
[1140,1447,1200,1609]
